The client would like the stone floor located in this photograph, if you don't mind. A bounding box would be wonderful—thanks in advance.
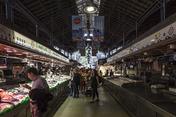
[53,86,129,117]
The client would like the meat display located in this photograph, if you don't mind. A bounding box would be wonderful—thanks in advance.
[0,75,70,115]
[0,89,13,100]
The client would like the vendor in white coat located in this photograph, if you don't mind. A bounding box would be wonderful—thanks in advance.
[46,69,53,77]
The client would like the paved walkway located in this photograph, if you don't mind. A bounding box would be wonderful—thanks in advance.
[53,86,129,117]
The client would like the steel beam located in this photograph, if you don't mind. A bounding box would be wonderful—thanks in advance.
[57,0,71,30]
[37,0,73,48]
[104,0,138,48]
[12,1,65,48]
[137,1,162,26]
[100,6,136,23]
[105,0,119,28]
[110,1,163,49]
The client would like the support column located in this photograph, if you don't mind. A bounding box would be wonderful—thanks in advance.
[50,36,53,46]
[5,2,9,19]
[71,53,72,59]
[11,6,14,22]
[108,48,110,57]
[36,23,39,37]
[163,0,165,20]
[136,21,138,38]
[160,0,165,21]
[123,33,125,46]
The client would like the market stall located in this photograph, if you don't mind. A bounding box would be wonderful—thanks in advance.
[0,75,70,117]
[102,77,176,117]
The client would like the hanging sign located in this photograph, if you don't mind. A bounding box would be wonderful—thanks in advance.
[72,16,84,42]
[94,16,104,42]
[107,21,176,63]
[0,24,69,63]
[77,40,85,56]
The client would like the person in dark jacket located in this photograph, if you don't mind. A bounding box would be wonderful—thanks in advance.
[110,70,114,77]
[38,67,46,76]
[72,68,80,98]
[105,70,109,76]
[89,69,99,103]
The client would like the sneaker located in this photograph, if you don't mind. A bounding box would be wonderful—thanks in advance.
[69,94,72,96]
[72,95,76,98]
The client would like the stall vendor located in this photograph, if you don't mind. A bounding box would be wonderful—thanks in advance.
[46,69,53,77]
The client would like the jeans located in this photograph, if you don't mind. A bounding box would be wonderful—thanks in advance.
[92,85,99,100]
[70,81,73,94]
[72,82,79,97]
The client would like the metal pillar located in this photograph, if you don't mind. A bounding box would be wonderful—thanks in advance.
[160,0,165,21]
[71,53,72,59]
[123,33,125,46]
[136,21,138,38]
[36,23,39,37]
[50,36,53,46]
[5,2,9,19]
[108,48,110,57]
[163,0,165,20]
[11,6,14,22]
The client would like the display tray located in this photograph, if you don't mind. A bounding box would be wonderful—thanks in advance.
[0,75,70,116]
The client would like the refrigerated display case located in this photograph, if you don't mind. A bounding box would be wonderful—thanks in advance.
[0,75,70,117]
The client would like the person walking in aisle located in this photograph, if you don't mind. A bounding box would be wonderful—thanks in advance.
[69,68,74,96]
[89,69,99,103]
[72,68,80,98]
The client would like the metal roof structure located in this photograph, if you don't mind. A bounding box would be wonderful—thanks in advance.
[0,0,176,55]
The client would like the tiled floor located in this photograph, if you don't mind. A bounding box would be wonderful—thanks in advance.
[53,86,129,117]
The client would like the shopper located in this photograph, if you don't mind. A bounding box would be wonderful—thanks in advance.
[69,68,74,96]
[99,70,103,77]
[46,68,53,77]
[80,69,86,94]
[21,67,50,117]
[89,69,99,103]
[72,68,80,98]
[110,70,114,77]
[105,69,109,76]
[39,67,46,75]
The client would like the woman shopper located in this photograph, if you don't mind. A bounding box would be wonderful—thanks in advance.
[72,68,80,98]
[69,69,74,96]
[89,69,99,103]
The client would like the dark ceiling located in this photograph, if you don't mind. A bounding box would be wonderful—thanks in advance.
[1,0,176,55]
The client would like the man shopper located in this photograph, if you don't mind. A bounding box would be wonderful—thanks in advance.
[21,67,50,117]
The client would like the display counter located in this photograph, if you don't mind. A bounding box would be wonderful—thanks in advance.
[0,75,70,117]
[102,77,176,117]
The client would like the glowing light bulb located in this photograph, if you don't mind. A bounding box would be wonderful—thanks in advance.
[87,7,94,12]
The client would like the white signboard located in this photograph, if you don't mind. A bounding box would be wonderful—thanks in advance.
[0,24,69,63]
[107,21,176,63]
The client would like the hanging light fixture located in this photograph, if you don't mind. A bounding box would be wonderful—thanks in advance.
[84,2,98,14]
[84,36,92,41]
